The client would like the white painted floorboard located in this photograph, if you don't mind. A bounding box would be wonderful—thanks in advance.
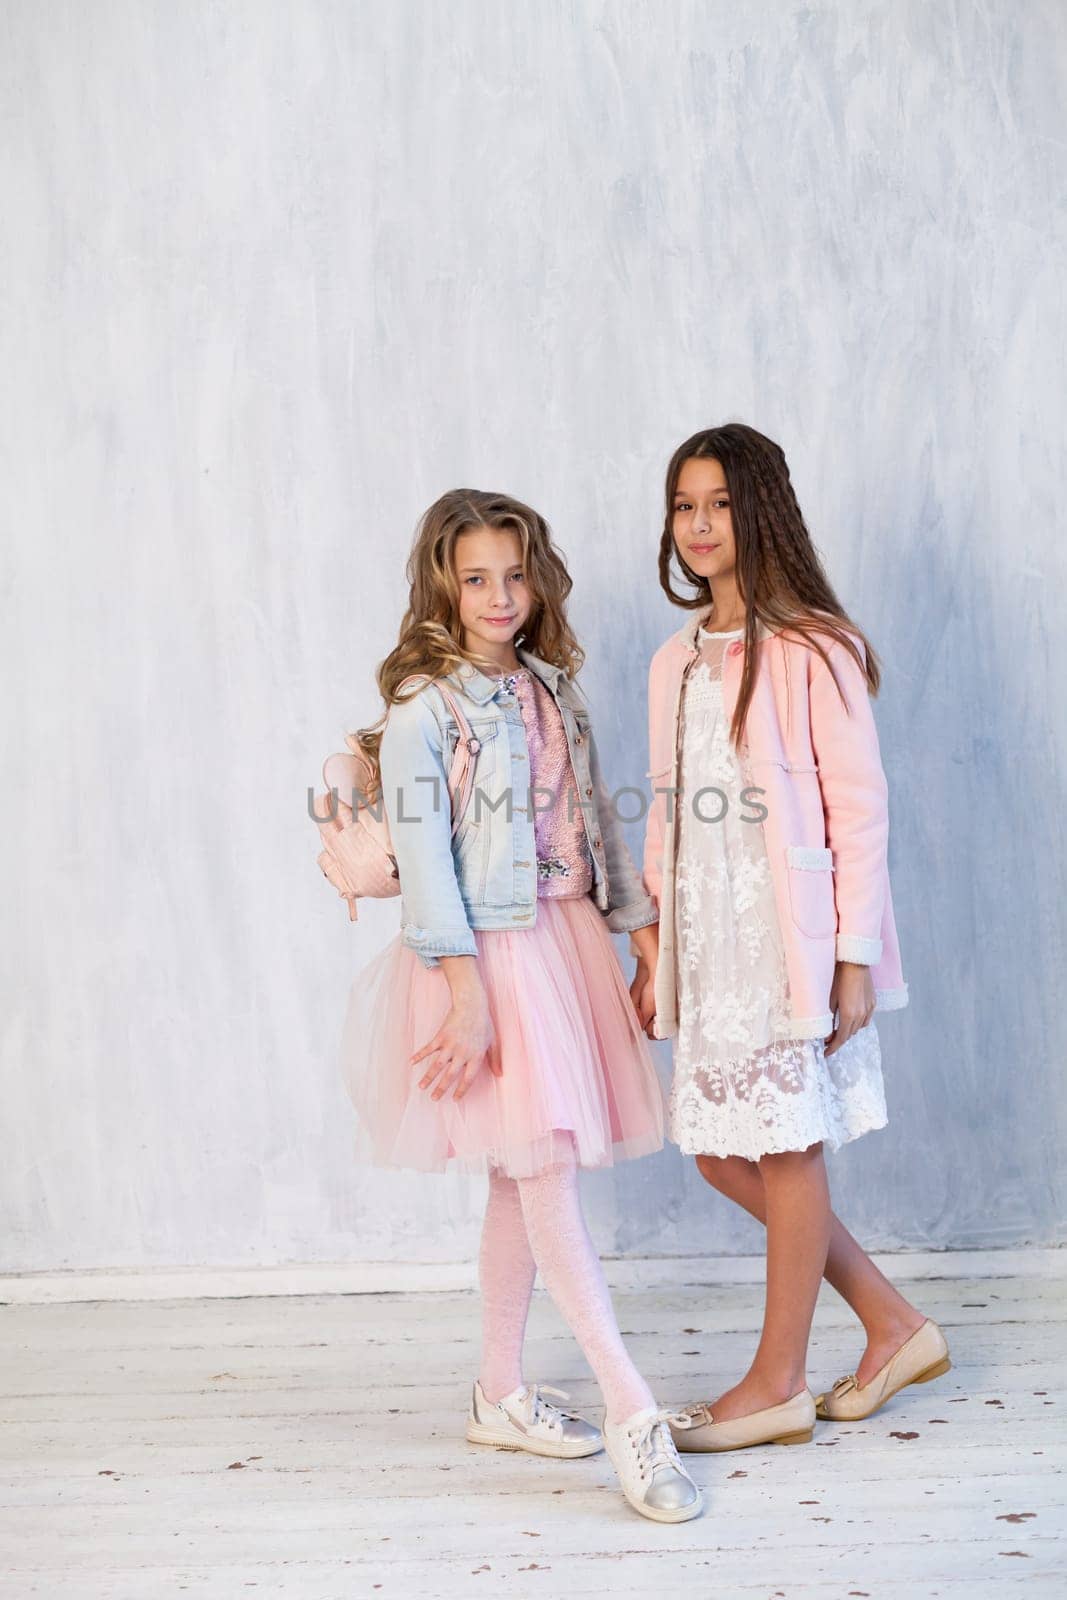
[0,1271,1064,1598]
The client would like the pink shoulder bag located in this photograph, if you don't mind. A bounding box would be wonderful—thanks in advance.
[312,675,483,921]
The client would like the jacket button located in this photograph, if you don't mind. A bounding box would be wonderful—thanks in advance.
[574,734,584,745]
[585,785,593,797]
[593,837,602,851]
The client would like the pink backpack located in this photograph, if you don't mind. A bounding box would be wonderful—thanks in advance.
[312,674,483,921]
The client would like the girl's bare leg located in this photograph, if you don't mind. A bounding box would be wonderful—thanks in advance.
[695,1151,927,1394]
[707,1143,832,1419]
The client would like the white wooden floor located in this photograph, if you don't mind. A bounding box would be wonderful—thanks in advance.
[1,1270,1064,1599]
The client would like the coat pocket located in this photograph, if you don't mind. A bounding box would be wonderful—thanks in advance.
[785,844,837,939]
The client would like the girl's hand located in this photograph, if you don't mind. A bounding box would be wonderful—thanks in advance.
[824,961,875,1057]
[411,958,501,1102]
[630,957,658,1037]
[628,923,660,1035]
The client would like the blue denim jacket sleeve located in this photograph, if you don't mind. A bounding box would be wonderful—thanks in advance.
[585,716,659,936]
[378,687,478,969]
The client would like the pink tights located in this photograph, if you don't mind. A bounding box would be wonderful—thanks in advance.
[477,1149,655,1425]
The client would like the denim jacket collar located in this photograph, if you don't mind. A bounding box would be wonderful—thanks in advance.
[451,645,567,705]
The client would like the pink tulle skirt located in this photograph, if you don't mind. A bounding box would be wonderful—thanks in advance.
[339,893,665,1178]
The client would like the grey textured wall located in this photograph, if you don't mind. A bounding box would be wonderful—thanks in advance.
[3,0,1064,1272]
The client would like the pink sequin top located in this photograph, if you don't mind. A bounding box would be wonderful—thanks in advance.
[496,666,594,899]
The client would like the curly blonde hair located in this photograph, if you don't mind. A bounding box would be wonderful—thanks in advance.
[352,489,584,796]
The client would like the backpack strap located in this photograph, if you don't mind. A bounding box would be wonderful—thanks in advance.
[434,684,485,829]
[395,673,484,834]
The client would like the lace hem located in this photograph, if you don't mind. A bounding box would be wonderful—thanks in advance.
[668,1025,887,1159]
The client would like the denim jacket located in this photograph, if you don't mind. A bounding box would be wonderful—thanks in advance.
[377,646,658,967]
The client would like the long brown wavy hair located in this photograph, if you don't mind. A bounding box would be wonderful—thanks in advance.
[660,423,881,746]
[352,488,584,796]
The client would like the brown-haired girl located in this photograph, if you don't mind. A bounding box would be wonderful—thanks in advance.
[339,489,702,1522]
[632,425,950,1451]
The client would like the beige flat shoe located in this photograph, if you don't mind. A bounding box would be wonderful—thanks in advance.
[667,1387,816,1452]
[815,1318,951,1421]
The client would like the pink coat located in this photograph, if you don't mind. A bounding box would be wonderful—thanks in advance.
[638,606,909,1041]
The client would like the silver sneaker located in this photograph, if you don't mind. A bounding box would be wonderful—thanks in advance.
[603,1406,704,1523]
[466,1380,604,1458]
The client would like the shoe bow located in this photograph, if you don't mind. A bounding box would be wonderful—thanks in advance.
[666,1400,714,1429]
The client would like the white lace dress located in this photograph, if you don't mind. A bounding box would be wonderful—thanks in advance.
[667,625,888,1160]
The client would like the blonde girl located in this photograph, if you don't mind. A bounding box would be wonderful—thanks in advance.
[338,489,702,1521]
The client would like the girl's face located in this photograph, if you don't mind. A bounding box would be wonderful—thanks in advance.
[672,456,736,583]
[454,525,532,660]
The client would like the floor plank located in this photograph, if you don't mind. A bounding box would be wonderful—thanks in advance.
[0,1273,1064,1598]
